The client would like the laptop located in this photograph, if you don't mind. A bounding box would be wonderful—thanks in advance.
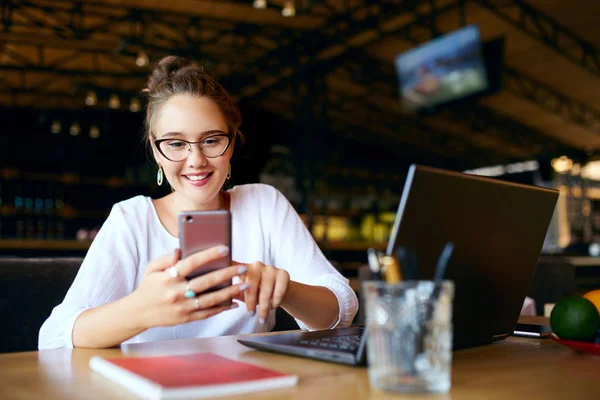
[238,164,559,365]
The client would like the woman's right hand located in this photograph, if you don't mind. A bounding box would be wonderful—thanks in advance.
[130,245,248,330]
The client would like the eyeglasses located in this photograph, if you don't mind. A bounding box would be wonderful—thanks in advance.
[154,132,232,162]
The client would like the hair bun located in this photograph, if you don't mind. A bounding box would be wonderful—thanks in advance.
[146,56,193,93]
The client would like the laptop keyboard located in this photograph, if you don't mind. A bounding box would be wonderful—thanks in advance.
[297,334,361,351]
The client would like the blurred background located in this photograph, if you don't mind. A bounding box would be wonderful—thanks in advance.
[1,0,600,291]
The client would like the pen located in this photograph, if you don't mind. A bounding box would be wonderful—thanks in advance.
[434,242,453,282]
[380,255,402,283]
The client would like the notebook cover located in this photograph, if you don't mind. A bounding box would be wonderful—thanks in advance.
[90,352,298,398]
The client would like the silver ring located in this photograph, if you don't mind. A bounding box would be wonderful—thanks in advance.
[194,297,200,309]
[166,266,179,279]
[184,281,196,299]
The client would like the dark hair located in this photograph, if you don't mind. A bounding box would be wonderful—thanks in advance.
[143,56,244,148]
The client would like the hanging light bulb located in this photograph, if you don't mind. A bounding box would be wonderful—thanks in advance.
[253,0,267,9]
[50,120,61,134]
[135,51,149,67]
[108,94,120,109]
[282,0,295,17]
[85,91,97,106]
[129,97,141,112]
[551,156,573,174]
[69,122,81,136]
[89,125,100,139]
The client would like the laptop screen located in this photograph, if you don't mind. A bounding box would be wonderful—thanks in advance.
[385,165,558,348]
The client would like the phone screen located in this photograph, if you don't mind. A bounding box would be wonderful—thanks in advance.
[513,323,552,338]
[178,210,232,283]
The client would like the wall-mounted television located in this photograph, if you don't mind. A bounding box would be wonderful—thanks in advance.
[395,25,492,113]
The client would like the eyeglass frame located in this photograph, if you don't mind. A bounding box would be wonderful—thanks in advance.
[153,130,234,162]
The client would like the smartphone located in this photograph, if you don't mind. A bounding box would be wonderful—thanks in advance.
[513,323,552,338]
[178,210,232,290]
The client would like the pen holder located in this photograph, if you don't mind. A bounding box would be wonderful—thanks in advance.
[362,280,454,394]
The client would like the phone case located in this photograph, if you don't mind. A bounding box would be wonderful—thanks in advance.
[178,210,232,285]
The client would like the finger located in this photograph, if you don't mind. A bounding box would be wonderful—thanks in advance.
[146,248,180,275]
[189,282,249,311]
[231,261,248,281]
[175,245,230,278]
[189,264,248,294]
[231,290,246,302]
[189,302,239,322]
[243,262,263,315]
[258,266,276,324]
[271,269,290,309]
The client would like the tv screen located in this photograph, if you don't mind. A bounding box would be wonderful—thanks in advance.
[395,25,489,112]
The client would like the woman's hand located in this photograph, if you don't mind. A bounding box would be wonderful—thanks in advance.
[131,246,249,330]
[233,261,291,324]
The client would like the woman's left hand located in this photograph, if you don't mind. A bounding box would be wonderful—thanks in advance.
[233,261,290,323]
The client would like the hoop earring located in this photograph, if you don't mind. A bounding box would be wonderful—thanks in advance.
[226,164,231,180]
[157,166,164,186]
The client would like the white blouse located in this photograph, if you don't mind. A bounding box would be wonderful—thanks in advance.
[39,184,358,349]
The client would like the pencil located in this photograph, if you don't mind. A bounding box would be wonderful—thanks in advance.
[380,255,402,283]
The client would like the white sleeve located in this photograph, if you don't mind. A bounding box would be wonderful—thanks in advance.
[266,186,359,330]
[38,204,139,349]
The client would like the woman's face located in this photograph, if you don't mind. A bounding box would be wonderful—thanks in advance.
[152,94,233,210]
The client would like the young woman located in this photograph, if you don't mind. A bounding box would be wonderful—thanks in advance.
[39,56,358,349]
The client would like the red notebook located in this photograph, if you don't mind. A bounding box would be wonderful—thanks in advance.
[89,352,298,399]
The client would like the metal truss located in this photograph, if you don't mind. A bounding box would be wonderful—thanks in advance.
[237,0,336,17]
[255,79,479,167]
[230,0,588,153]
[232,0,462,99]
[474,0,600,78]
[503,66,600,129]
[326,72,500,162]
[0,0,458,104]
[0,0,299,105]
[328,115,459,170]
[0,0,595,154]
[0,0,296,41]
[325,87,497,169]
[240,0,600,142]
[338,51,570,157]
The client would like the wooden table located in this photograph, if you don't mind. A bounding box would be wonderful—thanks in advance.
[1,320,599,400]
[565,256,600,267]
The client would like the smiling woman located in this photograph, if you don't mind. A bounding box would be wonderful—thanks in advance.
[38,56,358,350]
[151,95,233,212]
[143,56,242,213]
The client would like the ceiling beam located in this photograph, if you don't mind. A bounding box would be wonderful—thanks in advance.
[342,50,570,156]
[232,0,596,149]
[0,1,295,51]
[503,66,600,131]
[325,80,504,164]
[8,0,320,30]
[232,0,461,99]
[0,64,147,79]
[474,0,600,78]
[327,111,466,169]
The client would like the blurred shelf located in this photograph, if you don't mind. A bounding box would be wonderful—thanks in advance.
[321,165,404,183]
[309,209,363,218]
[0,167,151,189]
[565,256,600,267]
[0,239,92,251]
[299,211,361,221]
[1,205,109,220]
[319,241,386,251]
